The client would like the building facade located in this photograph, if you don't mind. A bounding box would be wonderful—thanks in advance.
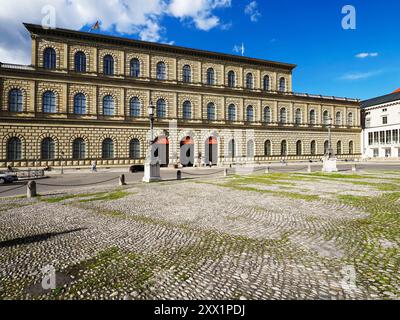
[0,23,361,168]
[361,92,400,159]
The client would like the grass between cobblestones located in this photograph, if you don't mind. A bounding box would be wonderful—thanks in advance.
[337,193,400,298]
[1,171,399,300]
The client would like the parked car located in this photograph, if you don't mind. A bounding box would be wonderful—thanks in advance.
[129,165,144,173]
[0,171,18,184]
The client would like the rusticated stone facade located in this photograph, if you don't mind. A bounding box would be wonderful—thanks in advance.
[0,23,361,168]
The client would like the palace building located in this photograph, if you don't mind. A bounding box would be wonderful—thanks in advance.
[0,23,361,168]
[361,90,400,159]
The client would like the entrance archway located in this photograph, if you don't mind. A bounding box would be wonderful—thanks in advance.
[180,136,194,167]
[154,136,169,167]
[205,136,218,166]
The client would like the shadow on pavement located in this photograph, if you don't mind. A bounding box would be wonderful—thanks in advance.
[0,228,87,249]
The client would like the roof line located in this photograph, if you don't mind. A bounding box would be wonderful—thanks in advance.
[361,91,400,108]
[23,23,297,71]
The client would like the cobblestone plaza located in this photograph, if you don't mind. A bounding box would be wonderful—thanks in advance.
[0,170,398,300]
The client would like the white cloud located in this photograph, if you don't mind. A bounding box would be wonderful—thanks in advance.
[340,70,382,81]
[168,0,231,31]
[0,0,231,64]
[355,52,379,59]
[245,1,261,22]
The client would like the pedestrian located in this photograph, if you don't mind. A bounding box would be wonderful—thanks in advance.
[91,161,97,172]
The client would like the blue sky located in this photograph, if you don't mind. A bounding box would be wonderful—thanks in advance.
[1,0,399,100]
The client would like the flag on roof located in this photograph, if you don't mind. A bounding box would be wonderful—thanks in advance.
[89,21,100,32]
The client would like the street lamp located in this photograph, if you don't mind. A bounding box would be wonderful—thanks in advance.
[143,100,161,182]
[322,116,338,172]
[60,151,65,175]
[148,101,155,146]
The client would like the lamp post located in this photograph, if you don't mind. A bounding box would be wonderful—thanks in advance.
[322,116,338,172]
[60,151,65,175]
[143,100,161,182]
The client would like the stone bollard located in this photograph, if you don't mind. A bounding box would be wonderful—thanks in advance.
[177,170,182,180]
[307,164,312,173]
[119,174,126,186]
[265,167,270,174]
[224,169,228,177]
[352,164,357,172]
[27,181,37,198]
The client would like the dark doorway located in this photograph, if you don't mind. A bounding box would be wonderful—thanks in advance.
[180,136,194,167]
[154,136,169,167]
[205,137,218,166]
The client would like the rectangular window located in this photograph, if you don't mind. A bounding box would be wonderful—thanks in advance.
[393,130,398,143]
[365,118,371,128]
[373,148,379,157]
[383,116,388,125]
[380,131,385,144]
[386,130,392,144]
[368,133,373,146]
[374,132,379,144]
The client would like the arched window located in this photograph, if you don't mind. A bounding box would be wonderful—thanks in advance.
[264,140,271,156]
[130,58,140,77]
[44,48,56,70]
[324,141,329,154]
[228,71,235,88]
[156,61,166,80]
[207,68,215,85]
[74,51,86,73]
[247,140,254,158]
[246,73,254,89]
[281,140,287,156]
[129,138,141,159]
[279,77,286,92]
[228,104,236,121]
[103,95,115,116]
[348,112,354,126]
[43,91,56,113]
[157,99,166,118]
[41,138,55,160]
[309,109,316,125]
[337,141,342,155]
[310,140,316,155]
[349,141,354,154]
[73,93,86,115]
[279,108,287,124]
[263,75,270,91]
[296,140,302,156]
[72,138,86,160]
[182,65,191,83]
[103,55,114,76]
[207,103,216,121]
[102,138,114,159]
[7,137,21,160]
[183,101,192,120]
[295,109,302,125]
[9,89,23,112]
[336,112,342,126]
[323,111,330,125]
[228,139,235,158]
[130,97,140,117]
[246,105,254,122]
[264,106,271,124]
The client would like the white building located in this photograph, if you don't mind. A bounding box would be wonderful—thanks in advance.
[361,91,400,159]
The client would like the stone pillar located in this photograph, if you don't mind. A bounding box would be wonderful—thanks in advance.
[27,181,37,198]
[119,174,126,186]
